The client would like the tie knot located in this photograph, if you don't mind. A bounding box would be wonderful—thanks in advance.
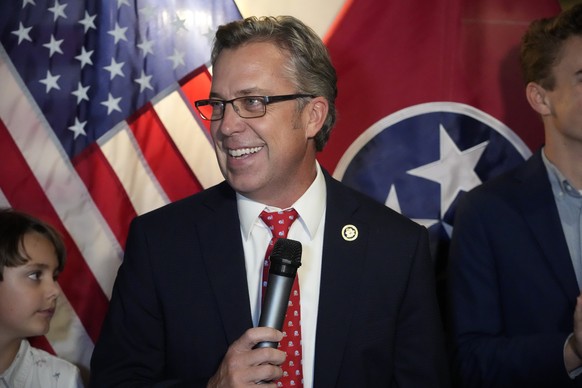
[260,208,299,240]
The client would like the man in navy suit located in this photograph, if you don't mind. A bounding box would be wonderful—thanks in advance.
[448,4,582,387]
[90,15,449,387]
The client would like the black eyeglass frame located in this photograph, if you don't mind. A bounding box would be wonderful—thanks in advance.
[194,94,316,121]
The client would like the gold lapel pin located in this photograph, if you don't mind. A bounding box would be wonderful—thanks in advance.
[341,224,358,241]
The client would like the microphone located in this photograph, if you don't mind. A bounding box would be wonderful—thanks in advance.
[255,237,302,349]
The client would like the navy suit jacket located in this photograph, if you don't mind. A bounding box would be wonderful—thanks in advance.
[90,170,449,387]
[448,150,582,387]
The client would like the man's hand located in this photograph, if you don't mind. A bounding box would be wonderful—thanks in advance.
[207,327,286,388]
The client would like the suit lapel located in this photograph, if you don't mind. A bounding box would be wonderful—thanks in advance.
[197,183,254,344]
[514,151,579,299]
[313,174,368,387]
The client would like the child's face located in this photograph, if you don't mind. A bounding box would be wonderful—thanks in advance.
[0,231,61,342]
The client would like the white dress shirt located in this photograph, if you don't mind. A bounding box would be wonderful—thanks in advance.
[237,163,326,388]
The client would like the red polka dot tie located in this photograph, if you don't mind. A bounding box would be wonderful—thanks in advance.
[259,209,303,388]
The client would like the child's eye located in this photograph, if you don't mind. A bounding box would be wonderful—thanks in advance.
[27,271,42,281]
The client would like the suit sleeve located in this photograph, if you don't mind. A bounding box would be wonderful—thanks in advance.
[447,191,573,387]
[393,225,452,387]
[89,217,209,387]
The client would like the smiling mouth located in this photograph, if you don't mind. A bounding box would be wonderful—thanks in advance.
[228,146,263,158]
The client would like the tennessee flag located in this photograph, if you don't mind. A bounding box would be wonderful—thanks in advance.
[319,0,559,304]
[0,0,563,382]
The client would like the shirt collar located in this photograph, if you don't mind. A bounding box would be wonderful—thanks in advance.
[237,163,326,240]
[541,148,582,198]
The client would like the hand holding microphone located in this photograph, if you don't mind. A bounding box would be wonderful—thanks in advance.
[209,237,302,387]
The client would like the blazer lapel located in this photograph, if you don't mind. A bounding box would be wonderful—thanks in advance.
[313,174,368,387]
[515,151,579,299]
[197,183,254,344]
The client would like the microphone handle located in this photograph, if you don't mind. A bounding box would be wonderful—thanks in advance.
[255,273,294,349]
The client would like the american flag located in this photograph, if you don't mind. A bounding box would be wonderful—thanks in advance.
[0,0,240,377]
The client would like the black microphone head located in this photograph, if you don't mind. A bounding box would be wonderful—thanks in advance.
[269,238,302,277]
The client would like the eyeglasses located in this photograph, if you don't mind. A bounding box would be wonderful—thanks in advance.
[194,94,316,121]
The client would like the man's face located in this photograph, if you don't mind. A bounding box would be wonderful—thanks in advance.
[543,35,582,146]
[0,232,60,344]
[209,41,320,207]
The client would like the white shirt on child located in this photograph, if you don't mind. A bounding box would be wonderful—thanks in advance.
[0,340,83,388]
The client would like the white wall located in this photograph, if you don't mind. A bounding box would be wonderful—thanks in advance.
[234,0,348,39]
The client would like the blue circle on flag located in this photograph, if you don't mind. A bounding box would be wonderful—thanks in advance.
[333,102,531,256]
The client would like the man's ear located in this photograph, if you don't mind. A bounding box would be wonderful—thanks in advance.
[305,97,328,138]
[525,81,552,116]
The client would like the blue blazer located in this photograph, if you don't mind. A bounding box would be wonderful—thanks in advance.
[90,170,449,387]
[448,150,582,387]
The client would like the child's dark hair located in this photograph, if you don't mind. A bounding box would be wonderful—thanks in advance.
[0,208,66,281]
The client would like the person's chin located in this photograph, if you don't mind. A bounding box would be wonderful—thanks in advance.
[30,316,53,335]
